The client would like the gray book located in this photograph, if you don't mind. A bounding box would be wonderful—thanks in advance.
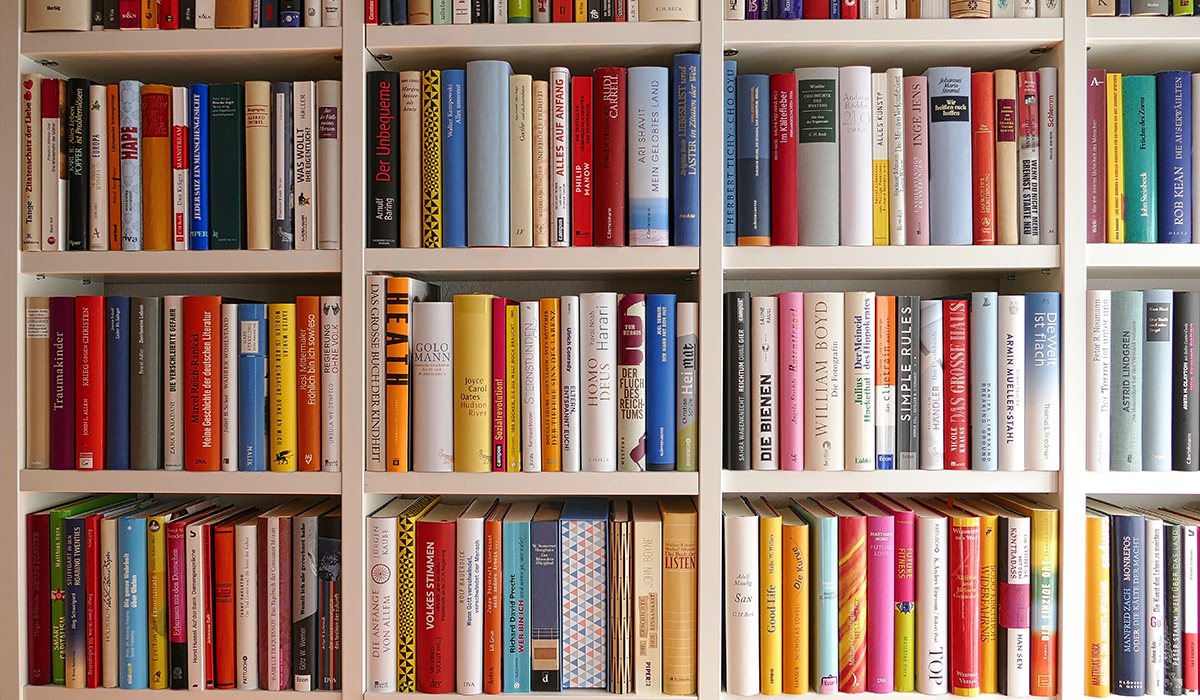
[896,295,920,469]
[466,60,514,247]
[130,297,162,470]
[1131,0,1167,13]
[970,292,998,471]
[924,67,972,245]
[118,80,144,250]
[1112,290,1144,472]
[1143,289,1173,471]
[795,67,839,246]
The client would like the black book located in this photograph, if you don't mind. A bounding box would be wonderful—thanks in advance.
[180,0,195,27]
[896,295,920,469]
[65,78,89,251]
[270,82,295,250]
[470,0,488,22]
[91,0,103,27]
[599,0,613,19]
[1175,291,1199,470]
[587,0,599,20]
[316,507,342,690]
[103,0,119,27]
[1163,519,1184,695]
[367,71,400,248]
[260,0,279,25]
[208,84,246,250]
[724,291,749,471]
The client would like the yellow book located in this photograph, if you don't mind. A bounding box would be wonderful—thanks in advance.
[872,72,890,246]
[781,509,809,695]
[540,298,561,471]
[453,294,493,472]
[269,303,297,471]
[396,495,441,691]
[751,498,782,695]
[421,70,443,248]
[660,496,697,695]
[574,0,587,21]
[505,302,521,472]
[955,500,1001,694]
[1085,509,1111,697]
[1106,72,1125,244]
[146,508,173,689]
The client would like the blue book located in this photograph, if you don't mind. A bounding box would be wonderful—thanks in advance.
[381,0,394,23]
[503,501,535,693]
[829,0,840,17]
[724,61,737,247]
[736,74,771,245]
[1143,289,1173,471]
[629,66,670,246]
[1024,292,1061,472]
[1157,71,1192,243]
[646,294,676,471]
[119,510,152,688]
[1118,0,1131,13]
[238,304,268,472]
[924,66,973,245]
[772,0,800,18]
[970,292,998,471]
[442,69,467,248]
[790,498,838,692]
[559,498,609,689]
[106,296,131,471]
[259,0,279,25]
[63,513,88,686]
[467,61,514,247]
[189,85,209,250]
[529,503,562,692]
[1090,501,1145,695]
[672,54,700,247]
[280,0,301,24]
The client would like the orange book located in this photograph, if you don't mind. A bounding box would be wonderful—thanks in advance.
[539,298,561,472]
[971,72,996,245]
[296,296,321,471]
[141,84,174,250]
[212,509,255,690]
[141,0,157,27]
[106,85,121,250]
[483,503,509,694]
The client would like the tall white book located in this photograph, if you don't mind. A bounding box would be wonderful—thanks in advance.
[999,295,1026,472]
[902,498,949,696]
[845,291,875,470]
[886,67,907,245]
[804,292,845,471]
[751,296,778,471]
[366,276,387,472]
[1143,510,1166,695]
[510,74,534,247]
[457,499,495,694]
[992,500,1030,696]
[221,303,239,471]
[100,513,122,688]
[320,296,341,472]
[172,86,189,250]
[163,295,185,471]
[993,0,1015,16]
[316,80,342,250]
[723,497,760,697]
[21,74,40,252]
[520,300,543,471]
[413,301,454,472]
[838,66,873,246]
[88,84,108,251]
[1087,290,1111,471]
[560,295,581,472]
[618,294,647,472]
[293,80,317,250]
[919,300,944,470]
[582,292,618,471]
[366,498,415,691]
[550,67,571,247]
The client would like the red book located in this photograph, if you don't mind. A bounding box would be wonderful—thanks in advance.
[76,296,105,470]
[27,511,52,685]
[552,0,572,19]
[416,504,462,694]
[366,0,377,22]
[212,514,239,690]
[159,0,179,27]
[770,73,798,246]
[297,296,321,472]
[183,296,221,471]
[592,67,626,246]
[615,0,624,19]
[1086,69,1107,244]
[943,299,969,470]
[491,298,509,472]
[572,76,593,247]
[483,504,507,693]
[841,0,859,17]
[971,72,996,245]
[802,0,829,17]
[120,0,139,26]
[84,512,103,687]
[940,505,982,696]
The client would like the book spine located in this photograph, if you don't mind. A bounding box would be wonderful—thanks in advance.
[76,296,106,470]
[725,62,737,246]
[1086,514,1112,697]
[520,301,544,471]
[903,76,931,244]
[925,66,972,245]
[540,299,561,470]
[886,68,907,245]
[999,295,1027,471]
[805,293,845,471]
[162,297,183,470]
[627,67,669,246]
[441,71,466,248]
[220,304,239,471]
[232,521,257,690]
[1016,71,1043,245]
[725,292,750,471]
[457,511,486,693]
[972,72,997,244]
[776,293,803,470]
[292,81,316,250]
[862,514,895,693]
[948,517,982,695]
[561,296,582,472]
[88,84,107,250]
[943,299,968,470]
[1024,293,1060,471]
[505,304,521,471]
[166,522,188,689]
[1158,70,1192,243]
[385,279,413,472]
[1111,291,1144,471]
[750,297,777,471]
[837,514,867,693]
[119,520,149,688]
[422,70,444,247]
[238,304,268,472]
[49,298,75,471]
[321,297,341,472]
[1183,527,1197,694]
[292,515,319,691]
[183,296,221,471]
[1087,291,1113,472]
[105,297,130,470]
[245,81,272,249]
[1175,292,1199,470]
[571,75,593,246]
[26,299,50,470]
[736,74,770,246]
[845,292,876,470]
[64,517,86,687]
[532,80,549,247]
[676,301,698,472]
[896,296,920,468]
[118,80,143,250]
[917,515,948,694]
[646,295,676,471]
[454,294,494,472]
[296,297,321,471]
[757,510,781,694]
[467,61,513,246]
[672,54,700,246]
[490,299,508,472]
[169,87,188,250]
[213,525,237,689]
[146,514,172,689]
[503,519,531,691]
[582,293,618,471]
[207,84,244,249]
[1108,73,1126,243]
[530,516,561,692]
[140,85,173,250]
[876,296,896,469]
[919,300,944,470]
[64,79,87,251]
[483,513,503,693]
[839,66,872,246]
[1167,523,1182,694]
[997,515,1031,696]
[366,277,385,472]
[39,79,60,251]
[1144,289,1174,471]
[1114,513,1147,694]
[1124,77,1158,241]
[969,292,999,471]
[412,302,454,472]
[366,516,397,691]
[724,511,759,696]
[270,82,295,249]
[1148,518,1167,695]
[129,297,159,471]
[316,81,341,249]
[188,85,209,249]
[269,303,297,471]
[548,68,570,247]
[1087,70,1108,242]
[871,72,890,245]
[21,75,41,251]
[593,68,627,246]
[1038,67,1058,244]
[767,73,797,248]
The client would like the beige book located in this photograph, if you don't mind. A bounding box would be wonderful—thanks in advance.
[533,80,550,247]
[399,71,423,248]
[632,500,662,694]
[638,0,698,19]
[26,297,49,469]
[659,496,697,695]
[995,69,1019,245]
[409,0,433,22]
[510,74,534,248]
[215,0,252,26]
[245,81,272,250]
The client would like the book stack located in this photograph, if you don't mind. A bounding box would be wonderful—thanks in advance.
[1089,0,1192,15]
[1086,70,1199,244]
[366,495,697,694]
[726,65,1058,246]
[365,277,698,472]
[723,290,1061,471]
[1085,289,1200,472]
[23,294,342,473]
[20,77,342,252]
[365,0,697,23]
[724,493,1059,696]
[25,0,342,30]
[366,55,700,248]
[726,0,1059,17]
[26,494,341,690]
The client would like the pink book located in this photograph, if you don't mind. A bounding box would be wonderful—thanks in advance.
[777,292,803,470]
[491,298,509,472]
[903,76,931,246]
[1086,69,1106,244]
[166,518,189,682]
[866,494,917,692]
[846,497,895,693]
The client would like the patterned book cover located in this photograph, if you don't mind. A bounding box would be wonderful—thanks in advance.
[819,499,866,694]
[396,495,440,691]
[561,498,608,689]
[421,70,443,248]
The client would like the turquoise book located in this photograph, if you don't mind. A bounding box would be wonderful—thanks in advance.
[1122,75,1158,244]
[789,497,839,693]
[503,501,537,692]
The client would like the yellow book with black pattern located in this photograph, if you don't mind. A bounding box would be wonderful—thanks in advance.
[421,70,443,248]
[540,298,561,471]
[396,494,440,691]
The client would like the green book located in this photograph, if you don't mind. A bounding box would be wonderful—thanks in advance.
[208,83,246,250]
[1122,75,1158,244]
[1173,0,1193,15]
[508,0,531,21]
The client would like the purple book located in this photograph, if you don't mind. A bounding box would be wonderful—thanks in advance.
[1087,69,1107,244]
[50,297,75,471]
[777,292,804,470]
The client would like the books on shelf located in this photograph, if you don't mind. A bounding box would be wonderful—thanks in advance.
[367,55,700,249]
[364,0,696,23]
[726,0,1057,17]
[26,494,341,690]
[1088,0,1192,15]
[25,0,343,29]
[23,294,342,472]
[19,76,342,252]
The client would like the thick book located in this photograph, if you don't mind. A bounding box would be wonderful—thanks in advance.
[269,82,295,249]
[627,66,669,246]
[660,497,697,694]
[903,76,930,244]
[414,503,464,693]
[927,500,982,696]
[141,84,173,250]
[49,297,75,471]
[244,81,272,249]
[562,296,582,472]
[845,292,875,470]
[1144,289,1173,471]
[805,293,845,471]
[189,84,210,250]
[21,74,41,252]
[899,497,950,694]
[1111,291,1144,471]
[723,498,760,696]
[724,291,749,471]
[789,498,838,692]
[925,66,972,245]
[26,298,49,469]
[268,304,297,471]
[366,277,386,472]
[572,75,593,246]
[292,501,333,691]
[866,495,917,691]
[817,499,866,693]
[1017,71,1042,244]
[919,300,944,470]
[896,296,920,468]
[995,69,1019,244]
[182,296,220,471]
[529,502,562,692]
[296,297,320,471]
[454,499,493,694]
[467,61,514,246]
[1087,70,1108,243]
[455,294,494,472]
[316,80,341,250]
[422,70,444,247]
[258,500,310,691]
[118,80,143,250]
[847,497,895,693]
[736,74,770,246]
[672,54,700,246]
[943,298,968,470]
[365,498,407,691]
[776,293,802,470]
[582,293,618,471]
[396,496,441,691]
[442,70,466,248]
[502,501,536,691]
[1123,74,1158,243]
[1176,292,1200,471]
[368,74,399,247]
[208,84,245,249]
[839,66,871,246]
[540,299,561,470]
[64,78,87,251]
[1024,292,1060,471]
[1091,500,1146,695]
[594,67,626,246]
[105,297,131,470]
[724,62,737,246]
[292,81,316,249]
[770,72,798,246]
[1108,73,1126,243]
[561,498,609,688]
[412,302,454,472]
[1089,290,1112,472]
[519,300,543,471]
[1157,71,1191,242]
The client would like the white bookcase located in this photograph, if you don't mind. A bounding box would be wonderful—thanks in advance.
[6,1,1200,698]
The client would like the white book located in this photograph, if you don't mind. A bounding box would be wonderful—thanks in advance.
[887,0,905,16]
[164,296,185,471]
[412,301,454,472]
[632,500,661,694]
[1037,0,1059,16]
[560,295,582,472]
[839,66,873,246]
[316,80,341,250]
[550,67,571,247]
[495,0,508,22]
[322,0,340,22]
[993,0,1014,16]
[520,301,543,471]
[510,75,534,247]
[453,0,471,21]
[1145,512,1166,695]
[1038,67,1058,245]
[618,294,647,472]
[751,296,778,471]
[22,74,41,251]
[100,513,122,688]
[904,498,949,695]
[629,0,637,20]
[886,68,907,245]
[1015,0,1035,17]
[221,303,239,471]
[999,295,1026,471]
[305,0,322,24]
[196,0,216,27]
[88,84,108,250]
[41,87,61,251]
[845,291,875,470]
[170,87,189,250]
[628,66,670,247]
[366,276,386,472]
[921,0,949,15]
[919,300,944,470]
[1087,290,1111,471]
[320,296,341,472]
[582,292,618,471]
[457,499,494,694]
[234,514,259,690]
[365,498,413,691]
[293,81,317,250]
[725,0,744,18]
[292,504,326,692]
[805,292,845,471]
[723,498,760,697]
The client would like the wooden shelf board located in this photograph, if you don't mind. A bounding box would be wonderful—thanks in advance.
[1087,243,1200,278]
[365,470,699,496]
[1083,471,1200,496]
[1087,17,1200,72]
[723,244,1059,280]
[19,469,342,495]
[722,469,1059,494]
[365,246,699,280]
[22,250,342,280]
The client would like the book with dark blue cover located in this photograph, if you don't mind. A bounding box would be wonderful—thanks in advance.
[772,0,800,18]
[529,503,562,692]
[189,84,209,250]
[672,53,700,247]
[259,0,279,25]
[1157,71,1191,243]
[1089,502,1144,695]
[238,304,268,472]
[385,0,400,24]
[830,0,840,18]
[925,66,973,245]
[646,294,676,471]
[442,70,467,249]
[119,510,151,688]
[280,0,301,24]
[1118,0,1132,14]
[736,74,770,246]
[724,61,737,247]
[106,296,131,471]
[63,513,87,686]
[503,502,535,693]
[1143,289,1173,471]
[1024,292,1060,472]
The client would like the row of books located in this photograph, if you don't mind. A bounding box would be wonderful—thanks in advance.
[24,295,342,472]
[1088,0,1194,15]
[726,65,1058,247]
[723,493,1060,696]
[20,77,343,252]
[26,494,342,690]
[365,277,698,472]
[367,495,697,694]
[1086,499,1200,697]
[723,291,1061,472]
[365,0,697,22]
[726,0,1060,18]
[1086,290,1200,472]
[366,56,700,249]
[1086,71,1199,244]
[25,0,343,30]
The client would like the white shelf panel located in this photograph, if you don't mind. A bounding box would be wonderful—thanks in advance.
[365,246,699,280]
[722,469,1059,494]
[1088,17,1200,73]
[25,689,339,699]
[20,469,342,495]
[22,250,342,280]
[365,470,699,496]
[1083,471,1200,496]
[723,244,1059,280]
[1087,243,1200,279]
